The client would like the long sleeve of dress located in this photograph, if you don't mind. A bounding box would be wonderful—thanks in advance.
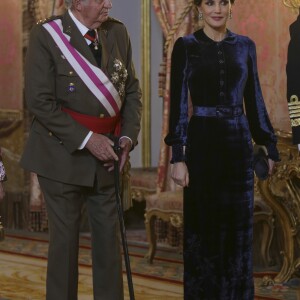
[244,39,280,161]
[164,38,189,163]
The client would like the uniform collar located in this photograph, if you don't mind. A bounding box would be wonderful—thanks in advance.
[62,11,97,67]
[68,9,89,37]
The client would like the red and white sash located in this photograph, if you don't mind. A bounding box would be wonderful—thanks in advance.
[43,19,121,117]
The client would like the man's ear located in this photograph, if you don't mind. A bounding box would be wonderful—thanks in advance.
[55,0,64,8]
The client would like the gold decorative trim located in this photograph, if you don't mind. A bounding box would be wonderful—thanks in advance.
[257,130,300,283]
[0,109,23,121]
[141,0,151,167]
[0,109,23,138]
[283,0,300,12]
[291,118,300,127]
[144,209,183,263]
[289,95,299,103]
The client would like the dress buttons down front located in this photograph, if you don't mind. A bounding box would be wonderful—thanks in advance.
[220,80,224,86]
[218,51,222,55]
[220,92,225,97]
[219,60,224,64]
[48,132,53,136]
[220,70,225,75]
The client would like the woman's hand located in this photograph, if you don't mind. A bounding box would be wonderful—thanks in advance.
[171,162,189,187]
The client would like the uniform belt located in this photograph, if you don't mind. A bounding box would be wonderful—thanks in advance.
[62,107,121,135]
[193,105,243,118]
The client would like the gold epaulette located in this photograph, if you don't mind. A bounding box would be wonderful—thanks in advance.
[105,17,123,25]
[36,15,61,25]
[288,95,300,127]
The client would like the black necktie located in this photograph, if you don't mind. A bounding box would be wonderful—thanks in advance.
[84,29,101,67]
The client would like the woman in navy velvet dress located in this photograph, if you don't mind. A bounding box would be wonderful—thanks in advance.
[164,0,280,299]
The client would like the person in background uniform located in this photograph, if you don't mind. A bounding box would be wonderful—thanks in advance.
[286,7,300,148]
[0,148,6,201]
[164,0,279,299]
[21,0,142,299]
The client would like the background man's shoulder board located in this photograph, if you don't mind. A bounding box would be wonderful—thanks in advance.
[37,15,62,25]
[105,17,123,25]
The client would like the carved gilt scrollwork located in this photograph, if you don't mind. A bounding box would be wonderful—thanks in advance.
[283,0,300,12]
[0,110,22,138]
[258,130,300,283]
[170,214,183,228]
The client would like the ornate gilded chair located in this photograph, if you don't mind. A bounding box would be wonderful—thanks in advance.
[144,189,183,263]
[258,130,300,284]
[130,167,157,203]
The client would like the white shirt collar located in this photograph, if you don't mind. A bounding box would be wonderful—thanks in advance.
[68,9,90,38]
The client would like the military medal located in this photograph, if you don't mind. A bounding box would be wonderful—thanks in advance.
[93,30,99,50]
[84,29,99,50]
[93,40,99,50]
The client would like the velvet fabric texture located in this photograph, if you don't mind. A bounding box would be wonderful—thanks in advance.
[165,29,279,299]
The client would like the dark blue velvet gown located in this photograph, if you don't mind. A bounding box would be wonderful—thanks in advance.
[164,29,280,300]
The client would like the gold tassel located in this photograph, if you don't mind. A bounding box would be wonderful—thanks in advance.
[121,158,132,211]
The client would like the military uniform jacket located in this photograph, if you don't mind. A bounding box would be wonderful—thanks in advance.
[21,11,142,187]
[287,15,300,144]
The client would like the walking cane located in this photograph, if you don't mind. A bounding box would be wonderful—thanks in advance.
[113,142,135,300]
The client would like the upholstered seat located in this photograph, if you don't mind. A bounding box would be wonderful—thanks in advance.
[130,167,157,202]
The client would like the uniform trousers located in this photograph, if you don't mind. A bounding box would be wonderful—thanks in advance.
[38,175,123,300]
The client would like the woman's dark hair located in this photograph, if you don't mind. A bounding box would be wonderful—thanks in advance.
[194,0,235,5]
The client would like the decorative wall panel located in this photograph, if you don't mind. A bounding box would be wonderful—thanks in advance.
[0,0,22,111]
[229,0,296,131]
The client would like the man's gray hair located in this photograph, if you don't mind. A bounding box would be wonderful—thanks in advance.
[64,0,88,9]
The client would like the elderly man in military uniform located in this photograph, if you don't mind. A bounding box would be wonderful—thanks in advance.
[21,0,142,299]
[287,5,300,147]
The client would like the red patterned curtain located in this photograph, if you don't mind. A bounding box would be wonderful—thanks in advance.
[152,0,198,192]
